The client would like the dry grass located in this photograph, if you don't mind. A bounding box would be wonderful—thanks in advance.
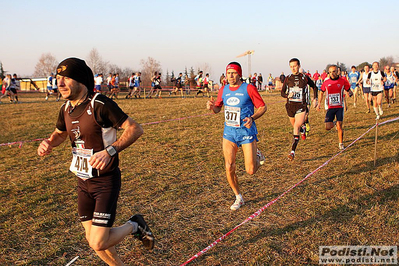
[0,91,398,265]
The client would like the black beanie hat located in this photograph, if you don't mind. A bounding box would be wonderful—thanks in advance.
[56,57,94,92]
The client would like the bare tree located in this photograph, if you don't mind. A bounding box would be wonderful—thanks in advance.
[140,57,161,87]
[357,61,370,70]
[108,64,123,75]
[325,61,347,73]
[196,62,212,78]
[379,56,395,69]
[0,61,5,79]
[33,53,58,77]
[86,48,108,74]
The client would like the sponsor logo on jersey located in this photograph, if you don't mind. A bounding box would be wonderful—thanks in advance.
[71,126,81,140]
[242,136,253,140]
[226,97,240,106]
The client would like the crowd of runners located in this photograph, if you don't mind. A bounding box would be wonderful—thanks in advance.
[0,55,393,266]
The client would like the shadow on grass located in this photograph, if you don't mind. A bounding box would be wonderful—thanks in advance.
[249,183,399,243]
[291,150,398,191]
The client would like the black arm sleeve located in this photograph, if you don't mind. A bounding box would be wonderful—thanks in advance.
[281,79,288,98]
[95,96,129,128]
[56,104,67,131]
[307,77,318,99]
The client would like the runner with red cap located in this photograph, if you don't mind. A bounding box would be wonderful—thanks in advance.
[207,62,267,210]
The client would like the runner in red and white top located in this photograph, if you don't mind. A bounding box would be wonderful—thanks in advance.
[312,70,320,82]
[321,69,328,81]
[317,65,352,150]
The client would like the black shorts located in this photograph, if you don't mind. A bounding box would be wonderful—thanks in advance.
[77,169,121,227]
[10,88,17,94]
[285,103,307,118]
[154,85,162,90]
[325,108,344,123]
[363,87,371,94]
[371,91,382,97]
[176,83,182,89]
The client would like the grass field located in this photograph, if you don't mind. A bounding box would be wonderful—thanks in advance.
[0,91,398,265]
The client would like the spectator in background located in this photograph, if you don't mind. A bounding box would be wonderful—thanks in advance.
[257,73,263,91]
[10,73,20,103]
[279,72,286,84]
[267,73,274,90]
[252,73,257,87]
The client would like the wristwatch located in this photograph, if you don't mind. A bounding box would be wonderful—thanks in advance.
[105,145,117,157]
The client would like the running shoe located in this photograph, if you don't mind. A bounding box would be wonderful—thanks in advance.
[230,197,244,210]
[256,149,265,165]
[305,123,310,136]
[339,143,344,150]
[300,124,306,140]
[45,96,48,101]
[376,115,380,120]
[366,109,370,113]
[287,151,295,161]
[129,214,155,250]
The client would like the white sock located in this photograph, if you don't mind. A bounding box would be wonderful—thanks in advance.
[127,221,138,234]
[236,194,243,201]
[373,107,379,116]
[378,106,383,114]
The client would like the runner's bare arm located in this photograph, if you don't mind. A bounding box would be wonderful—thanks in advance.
[308,78,318,100]
[113,117,143,152]
[89,117,143,170]
[317,91,324,111]
[207,96,222,113]
[37,129,68,156]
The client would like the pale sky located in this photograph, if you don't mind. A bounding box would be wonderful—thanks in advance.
[1,0,398,79]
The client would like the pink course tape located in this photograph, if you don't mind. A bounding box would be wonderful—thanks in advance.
[180,116,399,265]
